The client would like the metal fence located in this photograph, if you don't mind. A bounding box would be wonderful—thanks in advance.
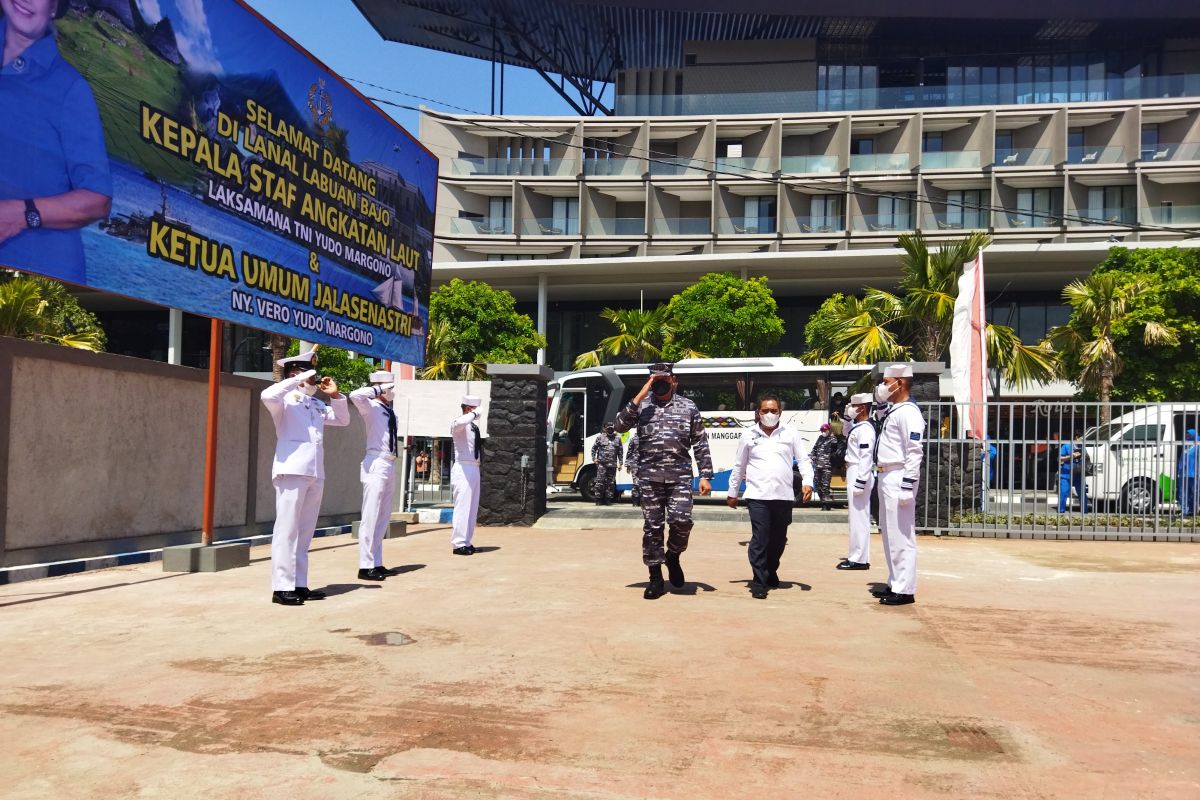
[914,401,1200,539]
[402,437,455,510]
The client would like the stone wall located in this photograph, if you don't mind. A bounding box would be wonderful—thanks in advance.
[477,364,551,526]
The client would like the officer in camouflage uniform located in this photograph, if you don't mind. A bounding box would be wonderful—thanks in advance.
[614,362,714,599]
[590,422,623,505]
[810,423,838,511]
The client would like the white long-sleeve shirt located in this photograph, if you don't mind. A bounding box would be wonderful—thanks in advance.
[349,385,397,459]
[451,409,482,465]
[727,424,814,501]
[844,418,876,472]
[874,400,925,482]
[260,369,350,479]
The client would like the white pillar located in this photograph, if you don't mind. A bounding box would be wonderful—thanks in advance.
[741,265,748,281]
[536,274,548,366]
[167,308,183,365]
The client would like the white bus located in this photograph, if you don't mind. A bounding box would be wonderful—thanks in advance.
[547,358,875,501]
[1082,404,1200,513]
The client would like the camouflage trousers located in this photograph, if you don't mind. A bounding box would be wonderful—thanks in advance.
[637,478,694,566]
[814,468,833,505]
[593,464,617,504]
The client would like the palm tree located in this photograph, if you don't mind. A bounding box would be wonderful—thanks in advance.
[1044,274,1178,422]
[0,278,103,351]
[574,305,703,368]
[803,292,908,364]
[420,318,486,380]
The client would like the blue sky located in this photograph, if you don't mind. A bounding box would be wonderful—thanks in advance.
[239,0,594,134]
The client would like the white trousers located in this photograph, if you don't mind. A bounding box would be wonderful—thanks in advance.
[359,456,397,569]
[877,469,917,595]
[846,464,875,564]
[271,475,324,591]
[450,461,480,548]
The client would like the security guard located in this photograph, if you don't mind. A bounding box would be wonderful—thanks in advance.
[590,422,623,505]
[261,350,350,606]
[871,364,926,606]
[837,392,876,571]
[349,370,399,582]
[614,363,713,599]
[451,394,484,555]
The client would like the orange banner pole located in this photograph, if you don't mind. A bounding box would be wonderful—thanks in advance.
[201,318,223,547]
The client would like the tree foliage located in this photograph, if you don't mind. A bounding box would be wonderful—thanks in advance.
[427,279,545,374]
[287,340,373,391]
[574,305,682,368]
[0,273,106,351]
[664,272,785,358]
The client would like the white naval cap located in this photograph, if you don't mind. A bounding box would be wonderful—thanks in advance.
[849,392,873,406]
[277,349,317,368]
[883,364,914,378]
[369,370,393,384]
[461,394,482,407]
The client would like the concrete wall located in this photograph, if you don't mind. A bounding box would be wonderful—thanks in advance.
[0,336,366,567]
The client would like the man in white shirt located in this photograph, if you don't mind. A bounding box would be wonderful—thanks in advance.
[261,350,350,606]
[838,392,876,571]
[871,364,926,606]
[726,394,814,599]
[349,370,399,582]
[450,394,484,555]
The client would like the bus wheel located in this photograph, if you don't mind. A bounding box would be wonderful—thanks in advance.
[576,466,597,502]
[1120,478,1156,515]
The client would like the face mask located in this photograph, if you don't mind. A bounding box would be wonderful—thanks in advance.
[759,412,780,428]
[874,383,894,404]
[380,388,395,402]
[843,409,857,423]
[651,380,672,397]
[300,382,318,397]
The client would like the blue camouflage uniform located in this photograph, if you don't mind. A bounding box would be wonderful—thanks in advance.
[590,431,624,504]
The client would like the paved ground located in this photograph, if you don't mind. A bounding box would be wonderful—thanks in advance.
[1,523,1198,799]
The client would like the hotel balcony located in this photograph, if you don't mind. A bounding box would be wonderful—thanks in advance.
[652,217,711,235]
[1142,205,1200,225]
[716,217,777,235]
[780,155,841,175]
[1138,142,1200,163]
[849,153,911,172]
[921,150,982,170]
[1066,145,1125,165]
[781,215,845,234]
[1068,207,1137,227]
[852,213,916,233]
[521,217,579,236]
[585,216,647,236]
[448,217,512,235]
[994,147,1055,167]
[582,158,644,177]
[449,157,575,177]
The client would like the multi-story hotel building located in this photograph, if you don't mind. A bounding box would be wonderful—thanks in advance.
[353,0,1200,375]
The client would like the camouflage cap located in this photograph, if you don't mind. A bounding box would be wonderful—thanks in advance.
[648,362,674,377]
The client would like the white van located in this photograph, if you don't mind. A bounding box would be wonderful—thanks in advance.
[1082,404,1200,513]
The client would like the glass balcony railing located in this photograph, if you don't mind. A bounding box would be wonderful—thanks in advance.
[716,217,777,235]
[448,218,512,235]
[521,217,579,236]
[994,147,1055,167]
[1069,207,1136,227]
[781,216,844,234]
[585,216,646,235]
[780,155,841,174]
[615,74,1200,116]
[924,212,991,231]
[1067,145,1125,165]
[1138,142,1200,163]
[582,158,643,177]
[852,214,915,232]
[849,153,911,172]
[997,212,1062,229]
[1142,205,1200,226]
[921,150,982,169]
[648,158,710,177]
[652,217,712,235]
[714,157,773,177]
[449,157,574,177]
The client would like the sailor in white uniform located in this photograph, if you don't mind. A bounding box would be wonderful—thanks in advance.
[450,394,483,555]
[871,364,926,606]
[838,392,876,571]
[349,370,399,582]
[261,350,350,606]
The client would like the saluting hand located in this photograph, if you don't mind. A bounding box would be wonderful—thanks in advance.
[633,376,656,404]
[318,376,339,396]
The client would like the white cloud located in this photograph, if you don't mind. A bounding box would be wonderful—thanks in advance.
[173,0,222,74]
[137,0,163,24]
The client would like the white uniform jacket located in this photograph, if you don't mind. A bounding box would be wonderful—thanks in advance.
[727,424,815,501]
[261,370,350,479]
[349,385,398,459]
[452,409,482,464]
[844,419,877,472]
[875,401,926,482]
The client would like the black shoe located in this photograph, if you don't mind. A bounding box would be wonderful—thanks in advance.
[272,591,304,606]
[358,568,387,580]
[750,583,769,599]
[368,567,392,580]
[665,552,685,588]
[880,592,915,606]
[837,560,870,571]
[644,565,665,599]
[295,587,326,600]
[767,571,780,588]
[452,546,473,556]
[466,545,477,554]
[870,584,891,598]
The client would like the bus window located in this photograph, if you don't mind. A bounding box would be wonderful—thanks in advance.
[584,377,611,438]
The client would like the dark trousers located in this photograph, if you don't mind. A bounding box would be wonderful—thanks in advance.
[746,499,793,587]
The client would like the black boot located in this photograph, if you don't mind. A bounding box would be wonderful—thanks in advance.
[665,552,685,588]
[644,565,665,599]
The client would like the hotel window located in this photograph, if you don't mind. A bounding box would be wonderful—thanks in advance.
[552,197,580,235]
[812,195,842,230]
[1086,186,1134,225]
[947,190,990,229]
[744,196,777,233]
[1015,188,1059,226]
[878,194,912,228]
[488,197,512,233]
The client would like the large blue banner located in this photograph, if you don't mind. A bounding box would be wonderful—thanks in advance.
[0,0,435,365]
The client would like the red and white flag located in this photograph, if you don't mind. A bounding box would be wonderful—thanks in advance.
[950,250,988,438]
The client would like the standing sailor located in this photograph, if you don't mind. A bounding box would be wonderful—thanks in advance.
[590,422,623,505]
[261,350,350,606]
[349,370,400,581]
[451,394,484,555]
[837,392,876,571]
[871,365,926,606]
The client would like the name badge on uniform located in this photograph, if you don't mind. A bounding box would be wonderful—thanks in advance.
[910,432,921,440]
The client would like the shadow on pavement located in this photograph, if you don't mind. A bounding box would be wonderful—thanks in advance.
[728,579,812,591]
[382,564,426,576]
[319,583,383,597]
